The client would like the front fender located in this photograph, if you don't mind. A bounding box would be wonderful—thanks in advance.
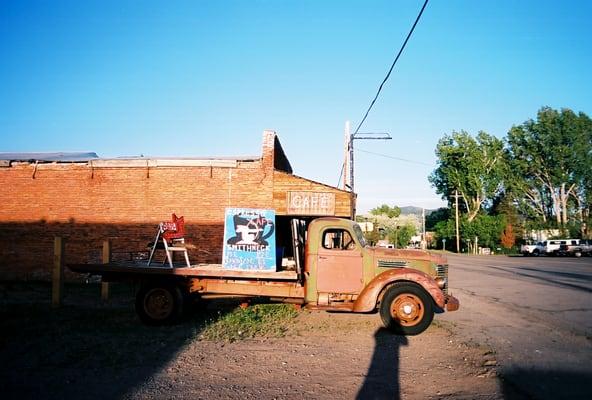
[352,268,446,312]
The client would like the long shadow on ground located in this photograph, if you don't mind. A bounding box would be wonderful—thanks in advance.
[0,282,229,400]
[356,328,408,400]
[501,366,592,399]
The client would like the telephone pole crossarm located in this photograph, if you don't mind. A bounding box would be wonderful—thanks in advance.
[346,130,392,195]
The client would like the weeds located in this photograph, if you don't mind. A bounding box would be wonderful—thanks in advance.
[200,303,299,342]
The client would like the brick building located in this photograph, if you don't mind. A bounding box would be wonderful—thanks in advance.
[0,131,354,280]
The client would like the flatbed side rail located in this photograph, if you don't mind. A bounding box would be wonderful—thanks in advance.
[67,262,300,282]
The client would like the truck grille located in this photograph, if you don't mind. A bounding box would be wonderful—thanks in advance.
[377,260,409,268]
[436,264,448,294]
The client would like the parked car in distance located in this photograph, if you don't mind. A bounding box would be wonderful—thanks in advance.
[580,239,592,256]
[559,239,592,257]
[533,239,580,256]
[520,241,539,256]
[557,239,583,257]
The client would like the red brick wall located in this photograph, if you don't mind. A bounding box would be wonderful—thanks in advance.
[0,131,353,280]
[0,159,273,279]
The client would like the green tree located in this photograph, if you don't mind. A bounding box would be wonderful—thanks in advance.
[387,223,416,249]
[425,207,450,230]
[434,219,455,250]
[461,214,506,252]
[369,204,401,219]
[434,214,505,252]
[429,131,507,222]
[507,107,592,228]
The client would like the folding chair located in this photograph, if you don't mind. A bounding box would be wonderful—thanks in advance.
[147,213,191,268]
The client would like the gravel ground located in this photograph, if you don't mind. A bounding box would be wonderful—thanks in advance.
[0,282,502,400]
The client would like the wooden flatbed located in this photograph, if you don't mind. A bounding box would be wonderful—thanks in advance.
[68,261,299,281]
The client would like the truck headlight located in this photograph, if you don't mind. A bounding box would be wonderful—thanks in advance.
[435,277,447,289]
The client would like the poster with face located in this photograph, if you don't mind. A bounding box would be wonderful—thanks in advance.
[222,208,276,270]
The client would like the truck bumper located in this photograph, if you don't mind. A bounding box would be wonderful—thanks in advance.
[445,294,460,312]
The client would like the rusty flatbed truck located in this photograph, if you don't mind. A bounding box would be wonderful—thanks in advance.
[69,217,459,335]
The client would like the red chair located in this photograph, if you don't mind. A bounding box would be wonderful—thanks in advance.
[163,213,185,241]
[147,213,191,268]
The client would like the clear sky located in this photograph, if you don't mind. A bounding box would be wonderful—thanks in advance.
[1,0,590,213]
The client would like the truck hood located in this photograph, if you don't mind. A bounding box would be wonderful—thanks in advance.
[369,247,447,265]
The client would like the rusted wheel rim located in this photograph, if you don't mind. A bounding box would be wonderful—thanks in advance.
[390,293,424,326]
[144,288,174,320]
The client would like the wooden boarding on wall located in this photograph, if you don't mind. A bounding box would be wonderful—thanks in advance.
[287,191,335,216]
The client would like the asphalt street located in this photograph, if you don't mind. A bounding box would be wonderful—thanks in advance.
[441,254,592,399]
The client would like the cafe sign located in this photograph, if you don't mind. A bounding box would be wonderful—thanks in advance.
[287,191,335,216]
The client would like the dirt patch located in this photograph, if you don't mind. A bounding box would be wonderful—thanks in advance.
[1,282,501,399]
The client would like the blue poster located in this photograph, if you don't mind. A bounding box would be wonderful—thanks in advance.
[222,208,276,271]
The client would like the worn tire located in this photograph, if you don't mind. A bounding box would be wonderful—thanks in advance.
[135,282,184,325]
[379,283,434,336]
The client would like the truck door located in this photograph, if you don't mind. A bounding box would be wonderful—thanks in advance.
[317,228,364,294]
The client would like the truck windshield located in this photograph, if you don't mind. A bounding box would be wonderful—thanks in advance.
[352,223,367,248]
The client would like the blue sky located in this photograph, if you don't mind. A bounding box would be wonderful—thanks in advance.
[1,0,590,212]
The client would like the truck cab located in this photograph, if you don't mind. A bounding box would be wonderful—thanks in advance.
[300,218,457,335]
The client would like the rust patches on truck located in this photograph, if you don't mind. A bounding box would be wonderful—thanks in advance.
[353,268,447,312]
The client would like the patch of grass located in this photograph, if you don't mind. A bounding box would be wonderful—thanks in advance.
[431,319,458,332]
[200,303,299,342]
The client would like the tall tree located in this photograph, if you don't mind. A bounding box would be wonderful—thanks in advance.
[429,131,506,222]
[507,107,591,227]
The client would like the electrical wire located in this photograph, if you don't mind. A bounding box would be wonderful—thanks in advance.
[337,0,430,187]
[352,0,430,136]
[355,148,432,166]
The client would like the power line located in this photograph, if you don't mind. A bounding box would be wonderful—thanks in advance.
[352,0,430,136]
[355,148,433,166]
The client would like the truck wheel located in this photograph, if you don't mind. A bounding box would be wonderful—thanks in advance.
[135,283,184,325]
[379,283,434,336]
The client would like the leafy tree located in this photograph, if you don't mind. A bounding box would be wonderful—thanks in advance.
[369,204,401,219]
[425,207,450,231]
[387,223,416,249]
[507,107,592,228]
[434,214,505,252]
[500,223,516,249]
[434,219,455,250]
[461,214,506,251]
[492,192,525,244]
[429,131,507,222]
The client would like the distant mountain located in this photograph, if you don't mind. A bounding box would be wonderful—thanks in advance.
[399,206,437,216]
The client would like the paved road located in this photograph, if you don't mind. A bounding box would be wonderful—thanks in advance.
[441,254,592,399]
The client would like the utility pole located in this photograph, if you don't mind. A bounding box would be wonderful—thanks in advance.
[421,207,426,250]
[453,190,460,253]
[343,121,392,196]
[342,121,350,191]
